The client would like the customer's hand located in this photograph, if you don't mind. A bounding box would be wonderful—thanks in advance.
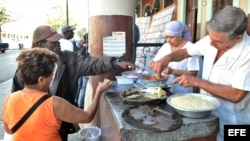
[97,79,112,93]
[118,61,136,70]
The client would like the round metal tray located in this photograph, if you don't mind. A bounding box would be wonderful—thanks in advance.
[120,87,168,105]
[122,104,183,132]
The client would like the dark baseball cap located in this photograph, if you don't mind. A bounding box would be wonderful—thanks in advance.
[61,25,75,33]
[33,25,63,43]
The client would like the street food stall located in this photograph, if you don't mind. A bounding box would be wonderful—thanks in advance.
[89,4,218,141]
[98,80,219,141]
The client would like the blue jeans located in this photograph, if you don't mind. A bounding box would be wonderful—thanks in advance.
[75,76,89,108]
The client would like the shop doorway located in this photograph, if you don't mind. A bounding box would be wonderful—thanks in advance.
[185,0,198,42]
[185,0,233,42]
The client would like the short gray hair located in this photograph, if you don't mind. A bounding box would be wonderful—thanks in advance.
[207,6,248,40]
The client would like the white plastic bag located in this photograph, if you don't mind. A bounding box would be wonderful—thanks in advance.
[78,126,101,141]
[3,131,13,141]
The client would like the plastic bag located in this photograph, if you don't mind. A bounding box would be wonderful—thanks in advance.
[78,126,101,141]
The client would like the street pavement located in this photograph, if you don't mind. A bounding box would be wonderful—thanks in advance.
[0,79,83,141]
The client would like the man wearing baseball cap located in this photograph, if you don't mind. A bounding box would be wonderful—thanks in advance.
[12,25,136,141]
[61,25,75,35]
[33,25,63,43]
[61,25,78,52]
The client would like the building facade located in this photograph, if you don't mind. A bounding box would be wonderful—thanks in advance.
[136,0,250,41]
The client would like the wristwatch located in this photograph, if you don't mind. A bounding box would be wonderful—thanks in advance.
[115,59,121,68]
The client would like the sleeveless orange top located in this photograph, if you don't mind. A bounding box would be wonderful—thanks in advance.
[2,91,62,141]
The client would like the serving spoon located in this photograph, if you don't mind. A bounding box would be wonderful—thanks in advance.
[138,68,145,75]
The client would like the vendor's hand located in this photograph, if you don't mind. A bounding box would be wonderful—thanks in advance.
[97,79,112,93]
[162,67,173,75]
[118,61,136,70]
[149,61,167,76]
[173,74,198,87]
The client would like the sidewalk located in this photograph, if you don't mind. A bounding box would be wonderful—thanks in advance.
[0,79,12,140]
[0,79,83,141]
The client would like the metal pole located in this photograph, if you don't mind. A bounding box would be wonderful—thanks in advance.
[66,0,69,25]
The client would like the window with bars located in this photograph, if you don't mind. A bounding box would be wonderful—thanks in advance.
[152,0,160,15]
[164,0,174,8]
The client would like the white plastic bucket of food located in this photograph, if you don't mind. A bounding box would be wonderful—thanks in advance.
[78,126,101,141]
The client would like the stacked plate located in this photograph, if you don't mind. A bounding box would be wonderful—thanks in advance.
[121,70,141,79]
[167,93,220,118]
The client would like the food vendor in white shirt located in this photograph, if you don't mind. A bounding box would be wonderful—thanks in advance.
[149,6,250,141]
[152,21,200,94]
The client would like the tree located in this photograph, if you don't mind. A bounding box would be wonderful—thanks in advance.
[46,4,77,33]
[77,27,87,39]
[0,6,10,43]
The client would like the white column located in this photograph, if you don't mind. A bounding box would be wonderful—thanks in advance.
[86,0,136,126]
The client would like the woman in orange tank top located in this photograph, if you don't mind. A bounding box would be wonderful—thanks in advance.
[2,48,112,141]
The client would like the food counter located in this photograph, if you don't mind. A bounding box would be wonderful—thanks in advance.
[99,81,218,141]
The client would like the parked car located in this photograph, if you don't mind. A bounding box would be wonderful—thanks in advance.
[0,43,9,53]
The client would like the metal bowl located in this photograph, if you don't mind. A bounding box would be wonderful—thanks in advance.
[141,74,168,87]
[167,93,220,118]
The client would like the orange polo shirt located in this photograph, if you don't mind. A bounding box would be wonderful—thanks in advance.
[2,91,62,141]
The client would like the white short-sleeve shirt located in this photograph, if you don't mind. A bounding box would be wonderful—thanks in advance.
[59,38,73,52]
[187,33,250,141]
[153,41,200,93]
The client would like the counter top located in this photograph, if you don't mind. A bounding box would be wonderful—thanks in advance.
[99,82,218,141]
